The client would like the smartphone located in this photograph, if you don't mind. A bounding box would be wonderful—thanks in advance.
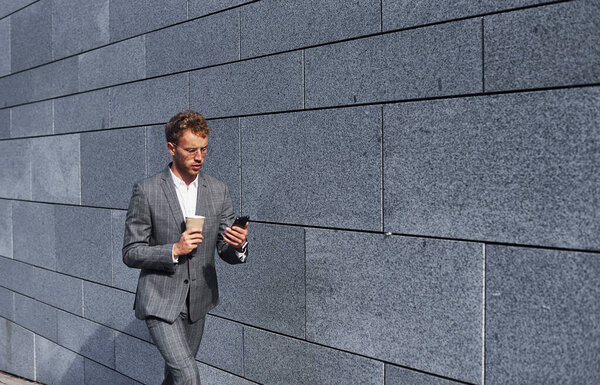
[232,216,249,228]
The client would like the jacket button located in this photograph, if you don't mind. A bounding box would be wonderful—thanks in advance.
[184,279,189,284]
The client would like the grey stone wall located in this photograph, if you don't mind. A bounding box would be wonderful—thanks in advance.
[0,1,598,384]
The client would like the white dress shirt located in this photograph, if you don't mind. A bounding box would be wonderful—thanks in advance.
[169,168,246,263]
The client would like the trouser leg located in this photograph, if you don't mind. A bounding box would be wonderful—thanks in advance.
[146,312,206,385]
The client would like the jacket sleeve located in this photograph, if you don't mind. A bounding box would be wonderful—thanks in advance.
[122,183,176,273]
[216,184,248,264]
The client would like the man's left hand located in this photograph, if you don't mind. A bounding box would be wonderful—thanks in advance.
[224,223,248,251]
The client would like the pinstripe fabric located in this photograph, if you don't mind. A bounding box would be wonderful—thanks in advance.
[122,166,246,323]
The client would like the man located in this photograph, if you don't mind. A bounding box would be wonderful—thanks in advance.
[123,110,248,384]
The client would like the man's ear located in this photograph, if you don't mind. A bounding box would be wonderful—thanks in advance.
[167,142,176,156]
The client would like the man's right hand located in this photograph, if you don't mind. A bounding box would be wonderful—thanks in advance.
[173,229,204,256]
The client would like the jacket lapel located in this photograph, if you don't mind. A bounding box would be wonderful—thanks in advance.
[160,166,185,229]
[195,172,209,216]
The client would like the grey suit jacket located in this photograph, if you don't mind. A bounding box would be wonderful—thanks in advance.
[123,166,245,323]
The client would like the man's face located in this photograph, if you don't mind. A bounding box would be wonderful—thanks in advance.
[169,129,209,179]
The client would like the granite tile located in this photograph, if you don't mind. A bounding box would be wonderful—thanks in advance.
[241,107,381,230]
[84,281,150,342]
[0,0,37,18]
[110,0,187,42]
[245,327,384,385]
[10,0,52,72]
[12,201,56,269]
[52,0,109,58]
[80,127,146,209]
[57,311,115,368]
[189,0,254,18]
[0,256,33,295]
[212,223,305,337]
[30,267,83,315]
[79,36,146,91]
[14,293,58,342]
[115,332,163,385]
[112,210,139,292]
[240,0,380,58]
[0,200,11,258]
[0,18,9,76]
[383,87,600,250]
[109,73,188,127]
[0,286,14,321]
[146,10,238,77]
[10,100,52,138]
[35,335,85,385]
[146,124,172,176]
[31,134,81,204]
[0,318,35,380]
[55,205,111,284]
[0,109,9,138]
[197,362,255,385]
[485,0,600,91]
[190,52,302,118]
[385,364,465,385]
[486,245,600,384]
[84,358,140,385]
[305,19,481,108]
[306,229,483,383]
[54,89,110,134]
[196,315,243,375]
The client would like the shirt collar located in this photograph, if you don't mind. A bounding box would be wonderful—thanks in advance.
[169,167,199,190]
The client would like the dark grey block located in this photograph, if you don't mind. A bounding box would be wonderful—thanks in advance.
[81,127,147,209]
[382,0,478,30]
[0,200,11,258]
[0,318,35,380]
[10,100,52,138]
[146,10,238,77]
[57,311,115,368]
[110,0,187,42]
[10,0,51,72]
[109,74,188,127]
[485,1,600,91]
[241,0,379,58]
[197,118,240,211]
[241,107,381,230]
[306,230,483,383]
[0,18,9,76]
[211,223,305,337]
[35,336,85,385]
[79,36,146,91]
[244,327,384,385]
[383,87,600,250]
[486,246,600,385]
[0,287,14,321]
[12,201,56,270]
[112,210,139,292]
[54,89,110,134]
[189,0,253,18]
[305,19,482,108]
[14,293,58,342]
[0,256,33,295]
[52,0,109,58]
[146,124,171,176]
[31,134,81,204]
[115,332,164,385]
[84,358,140,385]
[30,267,83,315]
[386,364,465,385]
[55,205,112,284]
[196,315,243,375]
[0,109,9,138]
[0,0,36,18]
[84,281,150,342]
[189,52,302,118]
[197,362,255,385]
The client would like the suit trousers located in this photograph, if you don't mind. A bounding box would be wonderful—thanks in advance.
[146,305,206,385]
